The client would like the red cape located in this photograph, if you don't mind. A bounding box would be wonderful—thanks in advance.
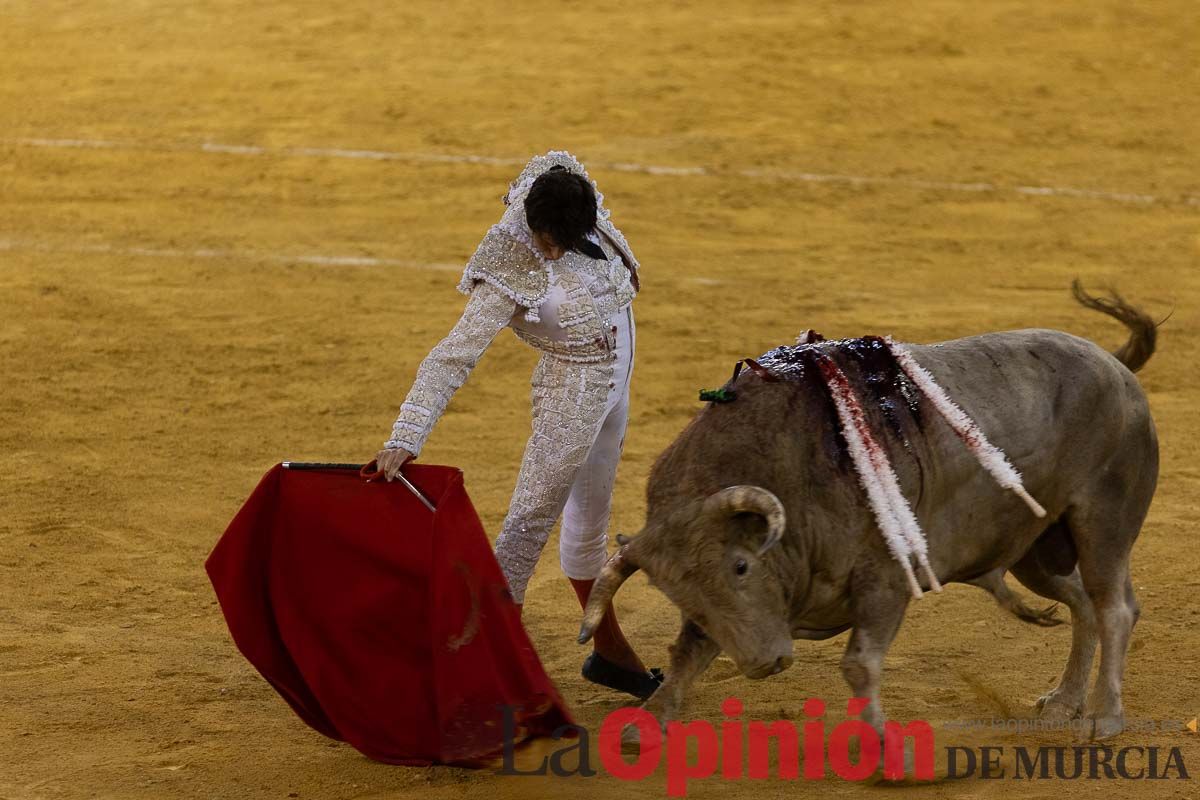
[205,463,574,765]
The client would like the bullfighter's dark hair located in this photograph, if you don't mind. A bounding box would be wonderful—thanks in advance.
[524,166,604,259]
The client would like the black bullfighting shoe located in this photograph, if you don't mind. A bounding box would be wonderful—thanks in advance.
[581,652,665,699]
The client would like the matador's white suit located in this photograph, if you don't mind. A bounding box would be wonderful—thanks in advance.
[384,152,639,604]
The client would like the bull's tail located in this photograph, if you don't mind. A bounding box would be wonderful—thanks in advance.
[1071,279,1158,373]
[968,569,1063,628]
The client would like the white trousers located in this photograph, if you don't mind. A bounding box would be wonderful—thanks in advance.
[493,305,635,603]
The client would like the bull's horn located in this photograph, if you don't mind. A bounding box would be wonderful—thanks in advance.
[704,485,787,555]
[577,544,639,644]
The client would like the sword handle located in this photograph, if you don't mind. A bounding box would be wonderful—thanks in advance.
[282,460,437,512]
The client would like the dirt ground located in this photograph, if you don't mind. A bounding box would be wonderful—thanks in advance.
[1,1,1198,798]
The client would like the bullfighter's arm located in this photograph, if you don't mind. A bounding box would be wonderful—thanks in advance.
[384,280,517,457]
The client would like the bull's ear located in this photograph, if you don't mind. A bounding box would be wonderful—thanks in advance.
[703,485,787,555]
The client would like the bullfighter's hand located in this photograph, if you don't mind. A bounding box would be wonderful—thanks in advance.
[376,448,415,481]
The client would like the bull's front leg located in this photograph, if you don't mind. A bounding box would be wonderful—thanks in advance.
[626,616,719,745]
[840,583,909,735]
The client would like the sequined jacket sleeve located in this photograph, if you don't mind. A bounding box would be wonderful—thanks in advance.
[384,281,518,456]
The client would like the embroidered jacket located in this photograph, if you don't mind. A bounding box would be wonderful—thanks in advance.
[385,151,639,456]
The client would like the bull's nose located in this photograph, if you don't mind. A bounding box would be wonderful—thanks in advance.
[770,655,794,675]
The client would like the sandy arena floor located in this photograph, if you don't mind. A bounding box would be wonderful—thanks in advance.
[1,1,1198,798]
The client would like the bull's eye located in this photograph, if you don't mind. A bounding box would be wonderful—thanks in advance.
[734,558,749,577]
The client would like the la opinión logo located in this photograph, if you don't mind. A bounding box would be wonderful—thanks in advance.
[499,696,935,796]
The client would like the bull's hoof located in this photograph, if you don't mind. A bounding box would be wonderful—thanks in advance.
[1035,691,1082,722]
[1078,714,1125,742]
[620,720,664,756]
[880,741,918,782]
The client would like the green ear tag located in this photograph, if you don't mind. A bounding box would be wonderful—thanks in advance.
[699,388,737,403]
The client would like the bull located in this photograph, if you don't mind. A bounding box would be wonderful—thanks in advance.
[580,283,1158,743]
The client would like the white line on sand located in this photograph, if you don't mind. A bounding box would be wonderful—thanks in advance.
[0,236,722,284]
[7,136,1197,208]
[0,237,461,271]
